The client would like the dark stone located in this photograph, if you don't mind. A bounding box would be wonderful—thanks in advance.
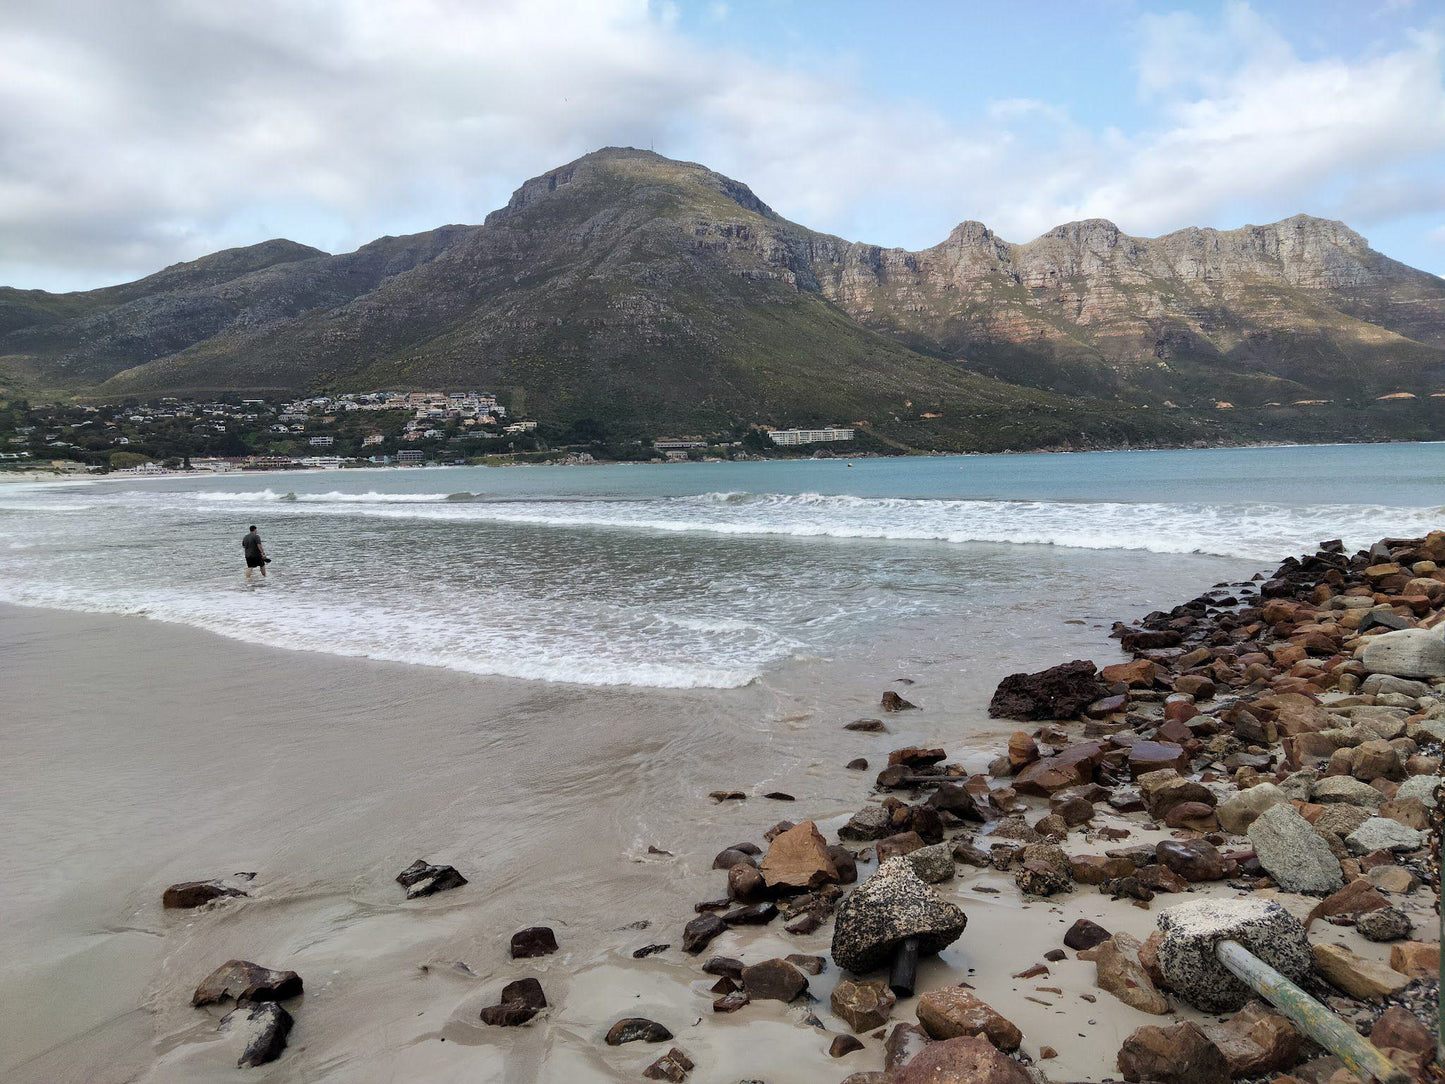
[830,1034,866,1058]
[510,926,558,959]
[702,956,744,979]
[1156,840,1226,882]
[480,977,547,1026]
[926,782,985,822]
[721,902,777,925]
[192,961,303,1006]
[633,944,669,958]
[222,1001,293,1068]
[988,660,1102,721]
[764,791,796,801]
[163,880,248,909]
[727,863,766,902]
[847,758,869,770]
[605,1017,674,1045]
[1063,919,1111,951]
[741,958,809,1002]
[1043,948,1067,962]
[882,691,918,712]
[395,859,468,899]
[712,847,757,870]
[643,1047,695,1081]
[786,953,826,974]
[846,718,888,732]
[682,914,727,954]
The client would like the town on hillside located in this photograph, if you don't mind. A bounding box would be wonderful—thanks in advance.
[0,391,862,475]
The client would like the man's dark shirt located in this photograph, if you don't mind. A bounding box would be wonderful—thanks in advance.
[242,531,262,558]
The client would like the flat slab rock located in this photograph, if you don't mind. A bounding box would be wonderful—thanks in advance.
[396,859,468,899]
[192,960,303,1007]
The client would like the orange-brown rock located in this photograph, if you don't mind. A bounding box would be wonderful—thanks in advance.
[1012,742,1105,797]
[916,987,1022,1051]
[1117,1022,1229,1084]
[1101,659,1159,688]
[1203,1001,1302,1078]
[1007,732,1038,771]
[760,821,839,891]
[893,1035,1032,1084]
[1388,940,1439,980]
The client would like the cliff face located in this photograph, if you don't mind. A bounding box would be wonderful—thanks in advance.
[1,148,1442,450]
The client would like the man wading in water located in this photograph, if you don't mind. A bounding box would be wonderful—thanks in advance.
[242,525,270,582]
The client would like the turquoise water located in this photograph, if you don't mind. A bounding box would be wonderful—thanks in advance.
[1,444,1440,688]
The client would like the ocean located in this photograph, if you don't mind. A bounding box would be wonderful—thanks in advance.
[2,444,1441,691]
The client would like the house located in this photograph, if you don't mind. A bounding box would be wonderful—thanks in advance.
[309,436,335,447]
[766,427,855,446]
[362,434,384,446]
[397,449,425,465]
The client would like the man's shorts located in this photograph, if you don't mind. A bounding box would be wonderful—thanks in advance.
[246,555,265,568]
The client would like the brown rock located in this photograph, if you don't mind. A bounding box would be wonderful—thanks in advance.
[1008,731,1039,770]
[1129,740,1192,776]
[882,691,918,712]
[1311,943,1409,999]
[760,821,839,891]
[1389,940,1440,980]
[1071,854,1136,884]
[711,991,749,1013]
[1370,1005,1435,1057]
[192,961,303,1007]
[884,1022,933,1071]
[1102,659,1159,688]
[1164,801,1220,831]
[509,926,558,959]
[1175,675,1216,698]
[1119,1023,1230,1084]
[1013,742,1105,797]
[740,958,809,1002]
[877,830,928,862]
[832,976,897,1032]
[643,1047,694,1081]
[480,977,547,1026]
[682,913,727,954]
[890,746,947,768]
[606,1017,674,1045]
[1351,740,1402,782]
[916,987,1022,1052]
[163,880,248,909]
[1096,934,1170,1014]
[1378,797,1429,830]
[727,863,766,902]
[1203,1001,1301,1077]
[1304,879,1389,927]
[830,1035,866,1058]
[1366,864,1419,894]
[1064,918,1112,950]
[893,1035,1033,1084]
[1156,839,1227,881]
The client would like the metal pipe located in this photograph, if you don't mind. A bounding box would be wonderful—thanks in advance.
[1214,940,1408,1084]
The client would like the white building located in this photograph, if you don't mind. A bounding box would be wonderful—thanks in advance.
[362,434,384,446]
[767,427,856,446]
[309,436,335,447]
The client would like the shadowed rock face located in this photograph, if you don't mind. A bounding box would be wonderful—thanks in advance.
[5,148,1444,451]
[831,857,967,974]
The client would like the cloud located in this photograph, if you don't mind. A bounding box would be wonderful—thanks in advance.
[0,0,1441,290]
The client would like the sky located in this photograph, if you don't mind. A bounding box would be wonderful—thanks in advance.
[1,0,1443,292]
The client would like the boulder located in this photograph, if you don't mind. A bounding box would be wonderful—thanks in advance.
[907,843,956,884]
[882,691,918,712]
[741,958,809,1002]
[1143,776,1216,822]
[893,1035,1033,1084]
[1117,1022,1230,1084]
[1007,731,1039,770]
[916,988,1022,1051]
[760,821,839,891]
[1102,659,1159,688]
[395,859,468,899]
[1217,783,1287,834]
[1360,627,1445,679]
[1156,840,1226,882]
[1013,742,1105,796]
[1356,907,1412,942]
[885,1022,933,1071]
[1389,940,1440,980]
[1128,740,1191,776]
[839,805,894,841]
[510,926,558,958]
[831,858,967,975]
[989,660,1102,720]
[1202,1001,1301,1078]
[1064,918,1112,951]
[832,976,897,1032]
[605,1017,674,1045]
[889,746,947,768]
[163,880,249,909]
[877,831,927,863]
[220,1001,293,1068]
[682,913,726,954]
[1095,933,1170,1014]
[643,1048,694,1082]
[192,961,302,1007]
[1371,1005,1435,1057]
[1311,943,1410,999]
[1156,898,1314,1013]
[1071,855,1135,885]
[1366,864,1419,894]
[1395,774,1439,807]
[1345,818,1424,855]
[1247,805,1342,894]
[479,978,547,1026]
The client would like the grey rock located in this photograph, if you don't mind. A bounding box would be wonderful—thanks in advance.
[1356,906,1413,942]
[1395,775,1441,807]
[1310,776,1386,808]
[906,842,955,884]
[1156,898,1314,1013]
[1361,628,1445,680]
[1247,804,1342,895]
[1346,817,1425,855]
[1276,769,1318,803]
[1216,783,1286,835]
[831,857,967,974]
[1360,674,1431,698]
[220,1001,293,1068]
[838,805,893,842]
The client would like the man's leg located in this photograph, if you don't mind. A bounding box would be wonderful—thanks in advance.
[244,565,252,582]
[259,562,266,578]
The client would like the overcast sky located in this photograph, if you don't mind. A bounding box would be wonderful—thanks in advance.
[2,0,1443,291]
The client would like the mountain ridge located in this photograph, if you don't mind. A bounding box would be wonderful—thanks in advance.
[2,147,1442,451]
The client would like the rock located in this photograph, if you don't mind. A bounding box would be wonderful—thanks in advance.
[1156,898,1315,1013]
[1064,918,1112,950]
[1202,1001,1301,1078]
[1051,795,1096,826]
[1139,772,1214,821]
[1360,627,1445,679]
[163,880,248,909]
[480,977,547,1026]
[1345,817,1424,854]
[605,1017,674,1045]
[883,691,918,712]
[1361,674,1431,697]
[1306,879,1390,925]
[1095,933,1170,1014]
[682,913,727,954]
[847,718,888,732]
[1370,1005,1435,1056]
[740,958,809,1002]
[1379,796,1430,830]
[760,821,839,891]
[1117,1022,1230,1084]
[832,857,968,975]
[1388,940,1440,980]
[1128,740,1191,776]
[839,805,894,842]
[727,863,766,902]
[847,758,869,770]
[1366,864,1419,894]
[1102,659,1159,688]
[395,859,468,899]
[643,1048,694,1081]
[916,988,1022,1051]
[829,845,859,885]
[831,976,897,1032]
[877,831,928,863]
[1013,742,1105,796]
[989,660,1102,721]
[1007,731,1039,770]
[1394,774,1439,807]
[1350,739,1403,781]
[1071,855,1135,885]
[713,847,757,870]
[711,991,749,1013]
[885,1022,933,1071]
[1156,839,1226,882]
[192,961,302,1006]
[1311,943,1410,999]
[510,926,558,958]
[893,1035,1033,1084]
[1163,802,1219,831]
[907,842,956,884]
[1217,783,1287,834]
[1312,803,1372,839]
[830,1034,866,1058]
[721,902,777,925]
[220,1000,293,1068]
[1356,907,1412,942]
[1247,805,1342,894]
[889,746,947,769]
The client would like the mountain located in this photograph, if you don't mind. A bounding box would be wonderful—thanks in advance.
[2,147,1442,451]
